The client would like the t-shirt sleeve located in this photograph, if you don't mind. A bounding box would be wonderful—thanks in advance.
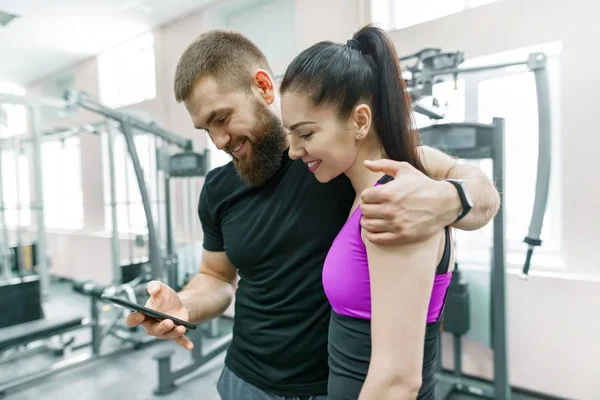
[197,175,225,252]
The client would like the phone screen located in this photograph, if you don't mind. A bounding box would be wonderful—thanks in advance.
[101,294,197,330]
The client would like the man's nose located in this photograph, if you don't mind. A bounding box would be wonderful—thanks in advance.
[211,131,231,150]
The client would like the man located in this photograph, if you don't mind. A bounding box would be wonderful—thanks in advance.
[126,30,499,399]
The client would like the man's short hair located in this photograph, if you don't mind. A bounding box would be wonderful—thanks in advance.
[174,29,273,102]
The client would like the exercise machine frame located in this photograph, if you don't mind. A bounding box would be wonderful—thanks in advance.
[403,50,552,277]
[152,142,232,395]
[64,90,194,286]
[413,51,552,400]
[420,120,508,399]
[0,94,50,295]
[63,91,232,395]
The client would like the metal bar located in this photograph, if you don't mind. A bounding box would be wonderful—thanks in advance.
[0,93,68,109]
[491,117,510,400]
[120,122,163,282]
[521,59,552,277]
[106,121,121,285]
[0,124,9,280]
[182,179,191,284]
[29,106,48,296]
[14,131,22,271]
[164,175,177,288]
[64,91,192,150]
[90,297,101,356]
[153,332,233,395]
[0,344,136,397]
[154,138,163,253]
[123,133,133,263]
[424,60,528,80]
[190,178,198,275]
[0,120,120,147]
[453,333,462,378]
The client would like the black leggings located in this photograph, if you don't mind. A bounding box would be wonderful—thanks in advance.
[327,312,441,400]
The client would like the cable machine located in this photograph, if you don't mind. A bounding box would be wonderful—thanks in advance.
[63,90,198,287]
[63,91,233,395]
[402,49,552,399]
[0,93,53,296]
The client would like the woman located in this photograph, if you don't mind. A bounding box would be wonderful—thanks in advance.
[279,25,454,399]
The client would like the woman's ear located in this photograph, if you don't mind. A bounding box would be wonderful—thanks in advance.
[252,69,275,104]
[352,104,372,140]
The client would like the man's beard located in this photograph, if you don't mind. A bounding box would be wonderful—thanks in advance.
[231,99,288,187]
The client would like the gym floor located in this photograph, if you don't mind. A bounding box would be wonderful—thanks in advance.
[1,280,542,400]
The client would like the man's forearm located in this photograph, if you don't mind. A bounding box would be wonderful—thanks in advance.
[442,162,500,231]
[177,272,236,323]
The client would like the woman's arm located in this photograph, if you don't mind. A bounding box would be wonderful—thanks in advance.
[358,228,445,400]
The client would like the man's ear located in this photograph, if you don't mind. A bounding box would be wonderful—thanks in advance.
[352,104,372,140]
[252,69,275,105]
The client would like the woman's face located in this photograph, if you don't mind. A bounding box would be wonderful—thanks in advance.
[281,91,369,183]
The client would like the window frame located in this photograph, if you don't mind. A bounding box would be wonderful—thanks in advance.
[370,0,502,31]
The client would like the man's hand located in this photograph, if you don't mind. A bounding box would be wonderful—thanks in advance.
[126,280,194,350]
[360,159,460,245]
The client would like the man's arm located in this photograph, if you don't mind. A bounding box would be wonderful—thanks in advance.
[359,146,500,245]
[178,249,237,323]
[419,145,500,231]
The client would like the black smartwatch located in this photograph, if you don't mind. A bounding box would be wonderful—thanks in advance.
[446,179,473,223]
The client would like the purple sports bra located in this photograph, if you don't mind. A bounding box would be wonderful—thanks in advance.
[322,176,452,323]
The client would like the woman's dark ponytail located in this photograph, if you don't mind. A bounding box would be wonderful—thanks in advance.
[352,26,426,173]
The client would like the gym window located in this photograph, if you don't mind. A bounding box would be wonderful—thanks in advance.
[1,81,84,231]
[415,42,563,270]
[370,0,502,30]
[41,138,84,230]
[97,32,157,109]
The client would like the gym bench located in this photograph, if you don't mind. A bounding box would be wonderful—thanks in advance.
[0,316,84,358]
[0,279,158,398]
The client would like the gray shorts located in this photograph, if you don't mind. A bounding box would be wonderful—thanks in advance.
[216,366,328,400]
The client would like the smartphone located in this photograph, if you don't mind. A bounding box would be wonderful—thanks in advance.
[101,294,197,330]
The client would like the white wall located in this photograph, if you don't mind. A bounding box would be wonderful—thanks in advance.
[293,0,362,56]
[228,0,297,75]
[385,1,600,398]
[16,0,600,398]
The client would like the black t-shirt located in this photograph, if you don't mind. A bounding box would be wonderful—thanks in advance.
[198,149,355,396]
